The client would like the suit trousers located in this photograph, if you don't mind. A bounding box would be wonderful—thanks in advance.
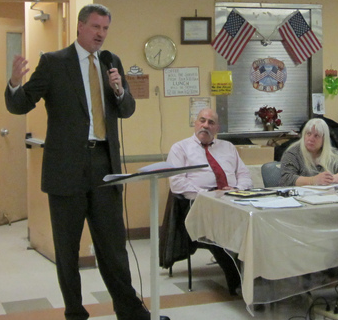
[205,244,241,295]
[48,143,146,320]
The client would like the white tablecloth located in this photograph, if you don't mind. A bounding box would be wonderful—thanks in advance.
[185,191,338,313]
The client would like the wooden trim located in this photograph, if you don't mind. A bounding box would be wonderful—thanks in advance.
[126,227,150,240]
[79,256,96,269]
[78,228,152,269]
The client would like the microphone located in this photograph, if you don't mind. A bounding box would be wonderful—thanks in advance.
[99,50,119,94]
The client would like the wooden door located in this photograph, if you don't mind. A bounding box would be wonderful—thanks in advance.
[0,3,27,225]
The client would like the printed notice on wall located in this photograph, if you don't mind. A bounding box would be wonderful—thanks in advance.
[164,67,200,97]
[312,93,325,115]
[189,97,211,126]
[211,71,232,95]
[125,75,149,99]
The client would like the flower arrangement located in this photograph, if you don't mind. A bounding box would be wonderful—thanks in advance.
[255,105,283,129]
[325,69,337,77]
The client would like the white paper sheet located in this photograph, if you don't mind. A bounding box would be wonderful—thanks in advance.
[231,197,283,206]
[296,194,338,205]
[103,174,131,182]
[301,184,338,190]
[251,197,303,208]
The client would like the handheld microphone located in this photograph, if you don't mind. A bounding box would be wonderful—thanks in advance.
[99,50,119,94]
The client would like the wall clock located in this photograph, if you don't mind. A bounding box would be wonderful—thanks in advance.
[144,35,177,69]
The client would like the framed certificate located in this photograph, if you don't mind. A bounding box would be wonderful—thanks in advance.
[181,17,212,44]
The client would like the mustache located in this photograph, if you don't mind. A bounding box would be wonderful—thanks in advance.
[197,128,213,138]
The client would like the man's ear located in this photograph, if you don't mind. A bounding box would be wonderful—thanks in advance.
[77,21,83,32]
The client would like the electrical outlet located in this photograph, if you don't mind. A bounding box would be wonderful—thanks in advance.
[0,211,11,225]
[155,86,160,95]
[314,305,338,319]
[89,244,95,256]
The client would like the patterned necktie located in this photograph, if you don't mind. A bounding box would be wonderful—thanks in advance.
[203,144,228,189]
[88,54,106,140]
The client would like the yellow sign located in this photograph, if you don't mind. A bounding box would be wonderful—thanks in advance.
[211,71,232,95]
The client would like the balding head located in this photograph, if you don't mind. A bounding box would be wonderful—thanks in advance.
[194,108,219,145]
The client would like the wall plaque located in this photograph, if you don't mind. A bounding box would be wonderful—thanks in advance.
[125,74,149,99]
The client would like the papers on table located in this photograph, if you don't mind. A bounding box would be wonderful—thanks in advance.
[231,196,303,208]
[277,187,325,196]
[231,200,250,206]
[230,188,338,208]
[231,197,279,206]
[301,184,338,191]
[296,194,338,205]
[251,197,303,208]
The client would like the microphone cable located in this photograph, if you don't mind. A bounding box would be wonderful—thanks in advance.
[155,85,170,196]
[155,85,165,162]
[119,85,167,312]
[119,117,149,312]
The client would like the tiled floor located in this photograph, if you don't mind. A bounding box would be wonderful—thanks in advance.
[0,219,337,320]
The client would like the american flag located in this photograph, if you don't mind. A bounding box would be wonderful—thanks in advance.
[211,10,256,65]
[278,11,322,65]
[251,66,268,82]
[269,66,285,82]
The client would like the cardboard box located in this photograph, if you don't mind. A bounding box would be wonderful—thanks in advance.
[235,145,274,165]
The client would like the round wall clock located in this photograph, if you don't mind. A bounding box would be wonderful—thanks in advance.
[144,35,177,69]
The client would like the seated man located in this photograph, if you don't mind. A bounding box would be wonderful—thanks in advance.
[166,108,253,295]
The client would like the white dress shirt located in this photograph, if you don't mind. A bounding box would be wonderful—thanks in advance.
[167,134,253,199]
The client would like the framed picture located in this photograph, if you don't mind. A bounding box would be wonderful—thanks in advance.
[181,17,212,45]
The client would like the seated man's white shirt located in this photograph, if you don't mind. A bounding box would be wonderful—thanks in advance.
[167,134,253,199]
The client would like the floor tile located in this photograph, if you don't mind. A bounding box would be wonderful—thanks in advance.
[1,220,337,320]
[91,291,111,304]
[2,298,53,314]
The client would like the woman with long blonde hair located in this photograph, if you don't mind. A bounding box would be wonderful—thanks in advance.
[280,118,338,186]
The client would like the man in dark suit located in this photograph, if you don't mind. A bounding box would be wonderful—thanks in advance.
[5,4,168,320]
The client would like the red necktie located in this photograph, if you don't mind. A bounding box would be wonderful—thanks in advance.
[203,144,228,189]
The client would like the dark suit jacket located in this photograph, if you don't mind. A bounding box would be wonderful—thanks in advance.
[5,43,135,196]
[159,191,198,269]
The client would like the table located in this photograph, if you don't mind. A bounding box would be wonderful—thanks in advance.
[185,191,338,314]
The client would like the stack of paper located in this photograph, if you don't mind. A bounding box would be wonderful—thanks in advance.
[301,184,338,191]
[231,197,303,208]
[250,197,303,208]
[296,194,338,205]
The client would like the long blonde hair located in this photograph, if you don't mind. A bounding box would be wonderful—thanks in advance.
[292,118,338,173]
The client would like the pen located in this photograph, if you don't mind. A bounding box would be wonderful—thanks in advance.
[234,199,259,202]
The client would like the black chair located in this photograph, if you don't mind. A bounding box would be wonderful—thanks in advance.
[159,191,241,294]
[159,190,198,291]
[261,161,281,187]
